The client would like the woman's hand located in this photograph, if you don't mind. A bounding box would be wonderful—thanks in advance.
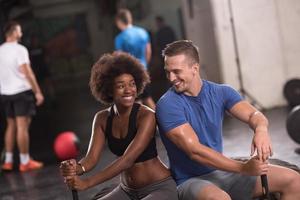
[60,159,77,179]
[65,176,91,191]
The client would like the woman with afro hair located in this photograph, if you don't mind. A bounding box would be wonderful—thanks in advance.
[60,52,178,200]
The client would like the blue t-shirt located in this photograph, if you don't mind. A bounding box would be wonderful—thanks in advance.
[156,80,243,185]
[115,26,150,68]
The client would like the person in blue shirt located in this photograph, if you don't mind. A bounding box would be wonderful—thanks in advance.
[114,9,156,111]
[156,40,300,200]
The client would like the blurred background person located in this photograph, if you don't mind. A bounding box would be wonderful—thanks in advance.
[114,8,156,110]
[154,16,176,57]
[0,21,44,172]
[29,35,56,107]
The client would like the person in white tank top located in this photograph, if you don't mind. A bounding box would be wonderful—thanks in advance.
[0,21,44,172]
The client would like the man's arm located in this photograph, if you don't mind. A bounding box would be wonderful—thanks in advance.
[145,42,151,64]
[229,101,272,161]
[114,36,122,51]
[165,123,268,176]
[20,63,44,106]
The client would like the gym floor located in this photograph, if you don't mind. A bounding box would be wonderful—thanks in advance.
[0,78,299,200]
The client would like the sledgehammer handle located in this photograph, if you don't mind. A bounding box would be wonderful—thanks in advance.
[72,190,78,200]
[260,174,269,200]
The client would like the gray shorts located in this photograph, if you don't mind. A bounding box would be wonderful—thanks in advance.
[97,176,178,200]
[177,170,257,200]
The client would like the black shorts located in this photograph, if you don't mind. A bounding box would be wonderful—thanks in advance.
[1,90,36,118]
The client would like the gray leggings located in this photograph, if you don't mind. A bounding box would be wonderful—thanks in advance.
[97,177,178,200]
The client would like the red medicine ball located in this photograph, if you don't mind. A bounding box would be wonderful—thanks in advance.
[54,131,80,160]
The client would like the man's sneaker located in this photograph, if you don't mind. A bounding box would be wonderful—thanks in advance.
[1,162,13,171]
[19,159,43,172]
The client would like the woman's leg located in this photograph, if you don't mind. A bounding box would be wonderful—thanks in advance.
[97,185,131,200]
[141,177,179,200]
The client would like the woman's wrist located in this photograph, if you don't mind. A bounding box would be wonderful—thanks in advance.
[77,162,86,175]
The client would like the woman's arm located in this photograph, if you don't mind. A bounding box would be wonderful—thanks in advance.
[60,111,107,177]
[76,111,107,174]
[72,106,157,190]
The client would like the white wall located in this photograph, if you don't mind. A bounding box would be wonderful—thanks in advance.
[275,0,300,79]
[199,0,300,108]
[215,0,286,108]
[180,0,222,82]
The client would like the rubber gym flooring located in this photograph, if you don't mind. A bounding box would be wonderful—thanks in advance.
[0,77,299,200]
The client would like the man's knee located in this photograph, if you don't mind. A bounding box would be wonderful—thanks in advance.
[286,171,300,192]
[272,167,300,195]
[16,116,30,133]
[6,118,16,128]
[198,186,231,200]
[16,125,28,135]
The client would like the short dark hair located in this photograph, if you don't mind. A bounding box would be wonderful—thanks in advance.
[3,21,20,37]
[162,40,200,65]
[115,9,132,25]
[89,52,150,104]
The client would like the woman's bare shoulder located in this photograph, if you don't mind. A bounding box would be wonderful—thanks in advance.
[137,104,155,120]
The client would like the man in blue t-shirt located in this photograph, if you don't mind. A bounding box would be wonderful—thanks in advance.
[156,40,300,200]
[114,9,155,110]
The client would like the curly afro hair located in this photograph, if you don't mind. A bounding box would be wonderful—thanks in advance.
[89,52,150,104]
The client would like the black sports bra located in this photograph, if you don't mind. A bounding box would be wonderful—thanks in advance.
[105,103,157,163]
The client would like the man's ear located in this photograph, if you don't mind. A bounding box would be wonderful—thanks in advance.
[192,63,200,73]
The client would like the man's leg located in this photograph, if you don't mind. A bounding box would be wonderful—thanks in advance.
[16,115,43,171]
[252,164,300,200]
[15,116,30,154]
[4,117,16,154]
[178,177,231,200]
[197,185,231,200]
[2,117,16,170]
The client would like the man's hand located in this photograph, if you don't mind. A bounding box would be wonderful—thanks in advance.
[251,128,273,162]
[228,101,273,162]
[241,156,269,176]
[35,92,44,106]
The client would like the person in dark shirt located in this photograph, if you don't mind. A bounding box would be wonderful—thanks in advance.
[29,35,56,105]
[60,52,178,200]
[29,36,50,82]
[155,16,176,56]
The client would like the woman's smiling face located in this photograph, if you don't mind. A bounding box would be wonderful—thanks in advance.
[113,73,137,107]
